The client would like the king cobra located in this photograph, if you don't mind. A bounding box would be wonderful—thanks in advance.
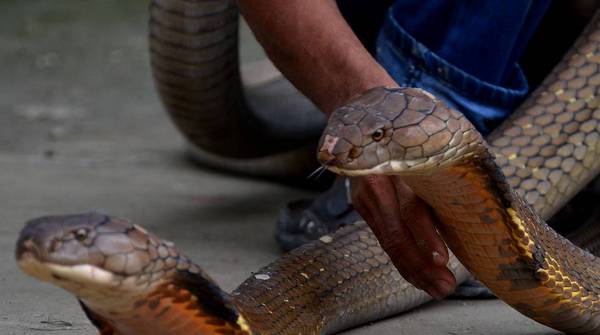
[15,3,600,335]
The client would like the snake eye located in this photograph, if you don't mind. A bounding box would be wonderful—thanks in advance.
[372,128,385,141]
[74,228,89,241]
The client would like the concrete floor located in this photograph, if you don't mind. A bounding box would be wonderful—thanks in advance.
[0,1,558,334]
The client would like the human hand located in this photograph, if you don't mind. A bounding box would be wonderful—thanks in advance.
[349,174,457,299]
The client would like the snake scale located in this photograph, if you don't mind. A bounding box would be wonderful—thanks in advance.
[14,1,600,334]
[149,0,317,160]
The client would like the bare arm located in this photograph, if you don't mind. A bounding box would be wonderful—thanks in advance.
[238,0,456,299]
[237,0,396,115]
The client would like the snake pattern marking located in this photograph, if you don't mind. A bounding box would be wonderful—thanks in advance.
[14,1,600,335]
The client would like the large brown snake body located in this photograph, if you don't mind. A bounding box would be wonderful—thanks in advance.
[14,2,600,335]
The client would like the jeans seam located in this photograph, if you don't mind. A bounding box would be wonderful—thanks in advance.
[382,37,472,100]
[385,36,528,108]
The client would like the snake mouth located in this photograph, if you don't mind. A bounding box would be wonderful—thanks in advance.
[15,243,121,287]
[16,251,154,310]
[16,236,119,290]
[17,252,116,287]
[15,237,42,262]
[16,254,149,310]
[326,163,387,177]
[327,157,444,177]
[16,242,113,289]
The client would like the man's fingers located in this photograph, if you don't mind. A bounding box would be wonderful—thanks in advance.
[384,240,457,299]
[409,206,449,267]
[393,178,449,267]
[350,175,456,299]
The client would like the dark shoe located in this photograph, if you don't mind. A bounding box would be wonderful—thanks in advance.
[276,177,359,251]
[450,277,496,299]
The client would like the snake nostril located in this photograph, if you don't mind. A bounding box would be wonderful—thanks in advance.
[49,239,62,252]
[16,238,41,260]
[318,149,336,164]
[348,147,362,159]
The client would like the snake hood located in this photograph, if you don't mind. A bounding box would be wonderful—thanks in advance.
[318,87,486,176]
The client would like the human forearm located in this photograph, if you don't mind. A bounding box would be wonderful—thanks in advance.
[237,0,397,115]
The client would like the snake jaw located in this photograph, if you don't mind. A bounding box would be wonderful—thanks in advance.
[325,159,409,177]
[323,139,489,177]
[16,240,155,301]
[16,250,149,309]
[18,253,115,287]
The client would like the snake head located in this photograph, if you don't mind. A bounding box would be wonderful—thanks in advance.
[16,213,183,302]
[318,87,485,176]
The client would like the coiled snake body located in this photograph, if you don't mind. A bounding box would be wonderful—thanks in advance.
[14,2,600,335]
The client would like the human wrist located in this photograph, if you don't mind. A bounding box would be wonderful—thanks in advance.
[320,66,399,116]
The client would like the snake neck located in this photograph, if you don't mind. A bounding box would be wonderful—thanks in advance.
[80,275,253,335]
[401,158,600,332]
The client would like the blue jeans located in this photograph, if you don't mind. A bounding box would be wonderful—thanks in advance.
[376,10,530,135]
[336,1,549,134]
